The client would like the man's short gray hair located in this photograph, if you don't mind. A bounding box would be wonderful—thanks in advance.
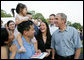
[56,13,67,23]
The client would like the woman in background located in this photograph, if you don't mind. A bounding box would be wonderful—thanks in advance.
[1,28,17,59]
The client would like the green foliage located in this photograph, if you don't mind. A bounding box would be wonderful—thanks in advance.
[28,11,47,22]
[1,9,12,17]
[66,21,72,26]
[66,21,83,30]
[28,10,35,19]
[46,18,49,24]
[71,22,83,30]
[33,13,45,21]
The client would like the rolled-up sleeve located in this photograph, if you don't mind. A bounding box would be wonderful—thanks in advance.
[51,34,55,49]
[73,28,83,49]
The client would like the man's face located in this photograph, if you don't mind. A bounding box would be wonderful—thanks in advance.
[49,16,55,25]
[27,14,32,21]
[8,22,15,30]
[24,25,35,39]
[54,14,63,27]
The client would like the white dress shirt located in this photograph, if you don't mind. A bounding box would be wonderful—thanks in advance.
[49,24,58,35]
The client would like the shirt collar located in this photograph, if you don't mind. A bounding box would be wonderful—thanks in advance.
[49,24,55,27]
[58,25,69,32]
[22,36,32,42]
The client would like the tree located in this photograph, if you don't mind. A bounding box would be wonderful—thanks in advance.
[33,13,45,21]
[1,9,12,17]
[1,9,6,17]
[72,22,83,30]
[66,21,72,26]
[46,18,49,24]
[28,10,35,19]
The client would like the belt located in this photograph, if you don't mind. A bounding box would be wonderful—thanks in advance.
[55,54,75,59]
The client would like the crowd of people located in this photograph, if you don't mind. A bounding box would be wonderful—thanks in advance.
[1,3,83,59]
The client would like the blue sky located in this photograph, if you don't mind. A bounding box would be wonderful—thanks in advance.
[1,1,83,26]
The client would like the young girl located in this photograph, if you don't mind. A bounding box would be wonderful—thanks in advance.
[13,3,38,53]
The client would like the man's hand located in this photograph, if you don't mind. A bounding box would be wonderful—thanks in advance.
[9,44,17,59]
[9,44,17,53]
[52,49,55,59]
[74,48,81,59]
[45,49,51,57]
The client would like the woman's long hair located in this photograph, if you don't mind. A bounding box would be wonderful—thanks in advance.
[38,21,51,46]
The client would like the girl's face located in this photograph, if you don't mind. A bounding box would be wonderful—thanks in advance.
[21,7,27,16]
[40,22,47,33]
[8,22,15,30]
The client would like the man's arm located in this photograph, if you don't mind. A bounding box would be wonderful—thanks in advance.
[52,49,55,59]
[9,44,17,59]
[51,34,55,59]
[73,28,83,59]
[74,48,81,59]
[10,52,16,59]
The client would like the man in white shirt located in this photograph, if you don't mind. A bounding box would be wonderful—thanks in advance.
[49,14,58,35]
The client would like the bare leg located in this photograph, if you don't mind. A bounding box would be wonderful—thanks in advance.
[17,33,26,53]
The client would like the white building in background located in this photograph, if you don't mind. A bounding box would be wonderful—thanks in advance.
[1,17,15,27]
